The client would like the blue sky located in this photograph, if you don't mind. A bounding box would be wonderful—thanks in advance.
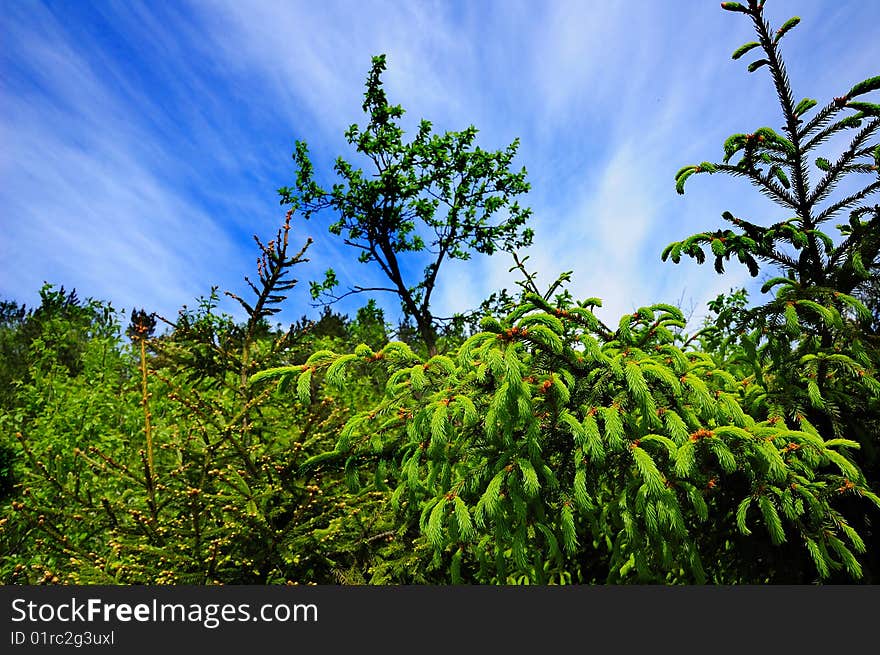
[2,0,878,332]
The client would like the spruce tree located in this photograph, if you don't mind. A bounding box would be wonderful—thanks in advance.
[2,215,389,584]
[662,0,880,579]
[256,281,878,582]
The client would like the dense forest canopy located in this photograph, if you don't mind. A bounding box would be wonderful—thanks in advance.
[1,0,879,584]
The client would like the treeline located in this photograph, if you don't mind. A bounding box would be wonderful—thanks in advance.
[1,0,879,584]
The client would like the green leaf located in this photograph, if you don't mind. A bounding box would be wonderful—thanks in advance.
[410,365,429,392]
[624,361,650,404]
[560,410,585,445]
[249,365,301,386]
[851,251,869,279]
[475,471,504,524]
[451,548,464,583]
[665,410,690,444]
[758,495,785,545]
[761,276,795,294]
[846,102,880,116]
[686,485,709,521]
[784,303,800,335]
[723,133,748,161]
[774,17,800,43]
[708,439,737,473]
[807,380,824,408]
[732,42,760,60]
[381,341,418,362]
[793,98,817,116]
[296,368,313,405]
[517,312,564,334]
[601,406,625,451]
[549,374,571,405]
[326,353,357,388]
[583,413,606,463]
[847,76,880,99]
[836,292,871,321]
[674,441,696,477]
[675,165,697,180]
[772,167,790,188]
[425,354,456,375]
[641,434,677,459]
[681,374,714,414]
[736,497,752,535]
[573,468,591,511]
[524,324,563,354]
[720,2,750,13]
[805,538,830,578]
[714,425,752,441]
[518,458,541,498]
[561,504,578,554]
[755,439,787,482]
[840,522,866,554]
[453,496,475,541]
[823,449,860,481]
[827,536,862,578]
[631,446,665,497]
[479,316,502,333]
[806,229,834,254]
[675,168,696,194]
[748,59,770,73]
[426,498,448,547]
[430,403,448,450]
[456,394,479,428]
[796,299,841,328]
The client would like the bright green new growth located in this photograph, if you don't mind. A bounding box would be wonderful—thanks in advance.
[662,0,879,448]
[665,1,879,292]
[256,291,877,583]
[4,0,878,587]
[249,0,880,584]
[660,0,880,579]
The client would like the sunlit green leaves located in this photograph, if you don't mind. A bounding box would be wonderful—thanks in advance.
[286,55,534,352]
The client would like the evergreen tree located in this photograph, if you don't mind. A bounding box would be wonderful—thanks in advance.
[1,215,389,584]
[256,281,878,582]
[665,1,879,295]
[662,0,880,579]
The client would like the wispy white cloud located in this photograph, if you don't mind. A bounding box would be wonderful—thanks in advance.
[0,2,267,319]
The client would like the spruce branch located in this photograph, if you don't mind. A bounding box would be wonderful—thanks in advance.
[814,180,880,226]
[799,97,849,141]
[809,119,880,207]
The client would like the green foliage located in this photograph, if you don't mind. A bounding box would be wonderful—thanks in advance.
[4,10,878,587]
[662,0,880,580]
[283,292,875,583]
[664,2,879,294]
[0,218,398,585]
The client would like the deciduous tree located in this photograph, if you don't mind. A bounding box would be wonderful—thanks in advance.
[279,55,534,354]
